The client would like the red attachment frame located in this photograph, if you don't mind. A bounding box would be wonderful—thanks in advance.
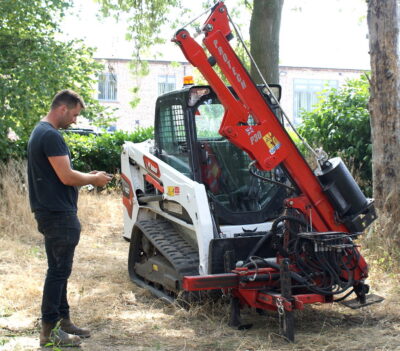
[182,268,329,312]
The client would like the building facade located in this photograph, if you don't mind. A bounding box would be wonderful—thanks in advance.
[95,58,365,131]
[278,66,366,125]
[96,58,193,131]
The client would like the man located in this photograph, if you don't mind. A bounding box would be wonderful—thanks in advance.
[27,89,112,347]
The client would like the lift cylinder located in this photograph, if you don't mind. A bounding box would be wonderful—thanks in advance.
[316,157,368,217]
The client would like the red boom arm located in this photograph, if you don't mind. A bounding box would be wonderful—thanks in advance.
[173,1,348,233]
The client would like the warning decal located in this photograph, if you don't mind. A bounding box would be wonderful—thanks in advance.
[263,132,281,155]
[167,186,180,196]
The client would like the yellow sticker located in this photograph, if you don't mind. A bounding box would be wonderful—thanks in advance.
[152,264,159,272]
[167,186,180,196]
[167,186,175,196]
[263,132,281,155]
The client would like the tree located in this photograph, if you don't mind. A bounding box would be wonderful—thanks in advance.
[249,0,284,84]
[367,0,400,252]
[0,0,107,161]
[367,0,400,258]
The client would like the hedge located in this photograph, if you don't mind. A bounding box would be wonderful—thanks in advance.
[298,76,372,196]
[63,127,154,174]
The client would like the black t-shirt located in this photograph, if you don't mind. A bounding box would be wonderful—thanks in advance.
[27,121,78,214]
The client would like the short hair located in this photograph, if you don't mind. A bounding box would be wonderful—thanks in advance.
[51,89,86,110]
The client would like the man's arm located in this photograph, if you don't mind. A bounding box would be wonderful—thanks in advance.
[48,155,111,187]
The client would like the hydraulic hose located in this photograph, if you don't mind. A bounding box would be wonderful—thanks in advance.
[246,214,357,296]
[246,215,308,261]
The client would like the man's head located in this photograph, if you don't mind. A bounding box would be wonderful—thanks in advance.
[51,89,85,110]
[50,90,86,129]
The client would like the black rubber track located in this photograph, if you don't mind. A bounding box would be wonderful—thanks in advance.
[128,219,199,302]
[135,220,199,277]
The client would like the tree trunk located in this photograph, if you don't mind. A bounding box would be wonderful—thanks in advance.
[249,0,284,84]
[367,0,400,214]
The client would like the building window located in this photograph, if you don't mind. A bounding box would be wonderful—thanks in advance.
[158,75,176,95]
[293,78,338,123]
[98,72,117,101]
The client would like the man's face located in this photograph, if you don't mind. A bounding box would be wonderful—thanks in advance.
[59,104,82,129]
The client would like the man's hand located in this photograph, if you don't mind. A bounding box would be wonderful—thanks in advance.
[92,171,112,187]
[48,155,112,187]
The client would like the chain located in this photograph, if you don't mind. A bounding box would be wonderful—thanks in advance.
[276,298,284,334]
[276,298,285,316]
[248,256,258,281]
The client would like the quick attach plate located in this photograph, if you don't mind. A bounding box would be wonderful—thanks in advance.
[340,294,384,309]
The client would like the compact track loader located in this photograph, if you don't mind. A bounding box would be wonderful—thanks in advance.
[121,1,381,341]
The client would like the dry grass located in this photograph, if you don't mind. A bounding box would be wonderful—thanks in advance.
[364,210,400,272]
[0,161,400,351]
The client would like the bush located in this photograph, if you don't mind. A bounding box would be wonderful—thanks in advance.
[298,76,372,195]
[63,127,154,174]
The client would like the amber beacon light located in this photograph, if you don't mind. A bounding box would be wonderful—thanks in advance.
[183,75,194,85]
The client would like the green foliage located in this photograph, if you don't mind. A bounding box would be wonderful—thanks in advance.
[97,0,181,53]
[298,75,372,195]
[64,128,154,174]
[0,339,10,346]
[96,1,255,106]
[0,0,108,161]
[96,0,183,106]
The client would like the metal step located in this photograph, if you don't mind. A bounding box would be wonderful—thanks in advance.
[340,293,384,309]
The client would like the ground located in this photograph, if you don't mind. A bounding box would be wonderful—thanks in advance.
[0,190,399,351]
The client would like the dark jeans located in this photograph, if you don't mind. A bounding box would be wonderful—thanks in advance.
[35,212,81,323]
